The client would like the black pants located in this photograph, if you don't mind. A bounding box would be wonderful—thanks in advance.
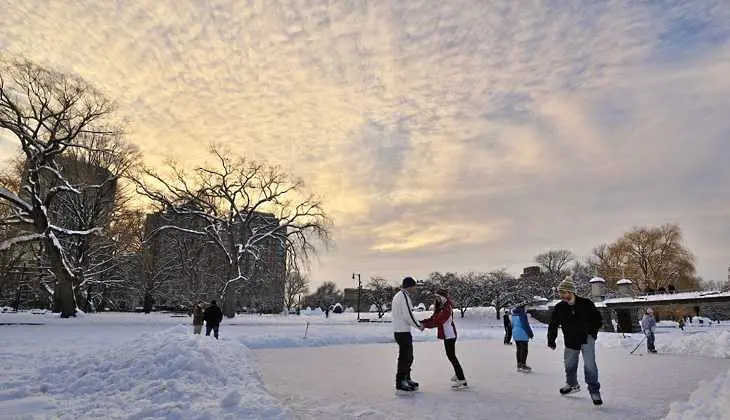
[444,338,465,380]
[504,325,512,344]
[206,323,220,339]
[394,332,413,383]
[515,341,529,366]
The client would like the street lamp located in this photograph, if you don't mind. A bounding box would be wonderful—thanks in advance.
[352,273,361,321]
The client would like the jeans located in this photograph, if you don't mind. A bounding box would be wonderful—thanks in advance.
[646,332,656,351]
[193,324,202,334]
[394,332,414,383]
[564,336,600,393]
[515,341,529,366]
[444,338,465,380]
[206,324,220,339]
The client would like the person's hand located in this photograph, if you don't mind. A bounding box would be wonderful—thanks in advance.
[548,342,556,350]
[419,324,425,331]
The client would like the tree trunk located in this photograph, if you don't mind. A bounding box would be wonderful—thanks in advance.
[54,278,76,318]
[143,292,154,313]
[46,243,77,318]
[222,290,235,318]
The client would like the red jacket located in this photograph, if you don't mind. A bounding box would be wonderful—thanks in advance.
[422,299,457,340]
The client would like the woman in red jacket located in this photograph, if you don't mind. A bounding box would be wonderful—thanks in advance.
[422,288,468,389]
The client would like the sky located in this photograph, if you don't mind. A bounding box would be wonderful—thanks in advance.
[1,0,729,290]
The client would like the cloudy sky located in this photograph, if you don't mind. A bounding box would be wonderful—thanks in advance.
[2,0,729,290]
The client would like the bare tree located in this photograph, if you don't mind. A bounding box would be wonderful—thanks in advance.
[284,269,309,311]
[366,276,394,319]
[569,259,596,297]
[0,59,123,317]
[532,249,575,296]
[535,249,575,276]
[133,146,330,316]
[593,224,698,292]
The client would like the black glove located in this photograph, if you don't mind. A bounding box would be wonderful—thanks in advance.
[548,341,556,350]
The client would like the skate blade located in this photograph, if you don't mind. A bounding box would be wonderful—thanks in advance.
[394,389,417,395]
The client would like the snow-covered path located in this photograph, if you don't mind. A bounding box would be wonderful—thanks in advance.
[255,339,730,419]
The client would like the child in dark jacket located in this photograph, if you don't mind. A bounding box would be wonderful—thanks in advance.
[511,305,534,372]
[422,288,468,389]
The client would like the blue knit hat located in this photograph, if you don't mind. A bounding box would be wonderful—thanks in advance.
[401,277,417,288]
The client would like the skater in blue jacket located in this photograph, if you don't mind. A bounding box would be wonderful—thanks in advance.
[512,305,534,372]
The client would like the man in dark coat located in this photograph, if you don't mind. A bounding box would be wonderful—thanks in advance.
[548,276,603,406]
[503,309,512,345]
[203,300,224,339]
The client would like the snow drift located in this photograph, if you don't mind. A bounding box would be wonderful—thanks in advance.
[5,325,288,419]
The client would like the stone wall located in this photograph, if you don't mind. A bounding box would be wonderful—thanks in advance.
[529,302,730,334]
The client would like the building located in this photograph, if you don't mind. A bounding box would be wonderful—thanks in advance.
[143,208,286,313]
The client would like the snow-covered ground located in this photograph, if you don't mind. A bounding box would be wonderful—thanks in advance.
[0,308,729,419]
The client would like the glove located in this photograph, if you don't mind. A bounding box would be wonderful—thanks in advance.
[548,341,556,350]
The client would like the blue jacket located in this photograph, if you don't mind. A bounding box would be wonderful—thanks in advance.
[511,307,534,342]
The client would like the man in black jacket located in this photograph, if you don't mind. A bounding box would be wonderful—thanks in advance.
[503,309,512,345]
[547,276,603,406]
[204,300,224,339]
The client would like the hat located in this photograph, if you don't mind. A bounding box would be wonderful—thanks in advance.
[557,276,576,294]
[401,277,417,288]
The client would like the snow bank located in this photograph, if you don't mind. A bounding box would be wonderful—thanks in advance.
[658,330,730,359]
[3,325,288,419]
[594,330,730,359]
[663,368,730,420]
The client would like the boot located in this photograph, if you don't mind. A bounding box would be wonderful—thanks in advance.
[451,379,468,390]
[559,384,581,395]
[396,380,415,392]
[590,391,603,405]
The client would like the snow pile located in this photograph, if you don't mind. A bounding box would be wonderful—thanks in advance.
[658,330,730,359]
[663,368,730,419]
[4,325,288,419]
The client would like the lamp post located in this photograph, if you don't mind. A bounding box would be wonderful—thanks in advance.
[352,272,361,321]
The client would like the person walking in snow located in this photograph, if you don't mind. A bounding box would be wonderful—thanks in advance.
[422,288,468,389]
[641,308,658,353]
[503,309,513,345]
[547,276,604,406]
[391,276,424,392]
[203,300,223,339]
[192,303,204,335]
[511,304,534,372]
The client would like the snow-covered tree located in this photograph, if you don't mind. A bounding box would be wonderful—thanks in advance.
[303,281,342,310]
[428,272,484,318]
[134,147,330,316]
[366,276,395,319]
[483,270,532,319]
[0,59,125,317]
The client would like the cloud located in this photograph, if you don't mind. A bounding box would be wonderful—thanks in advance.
[1,0,729,287]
